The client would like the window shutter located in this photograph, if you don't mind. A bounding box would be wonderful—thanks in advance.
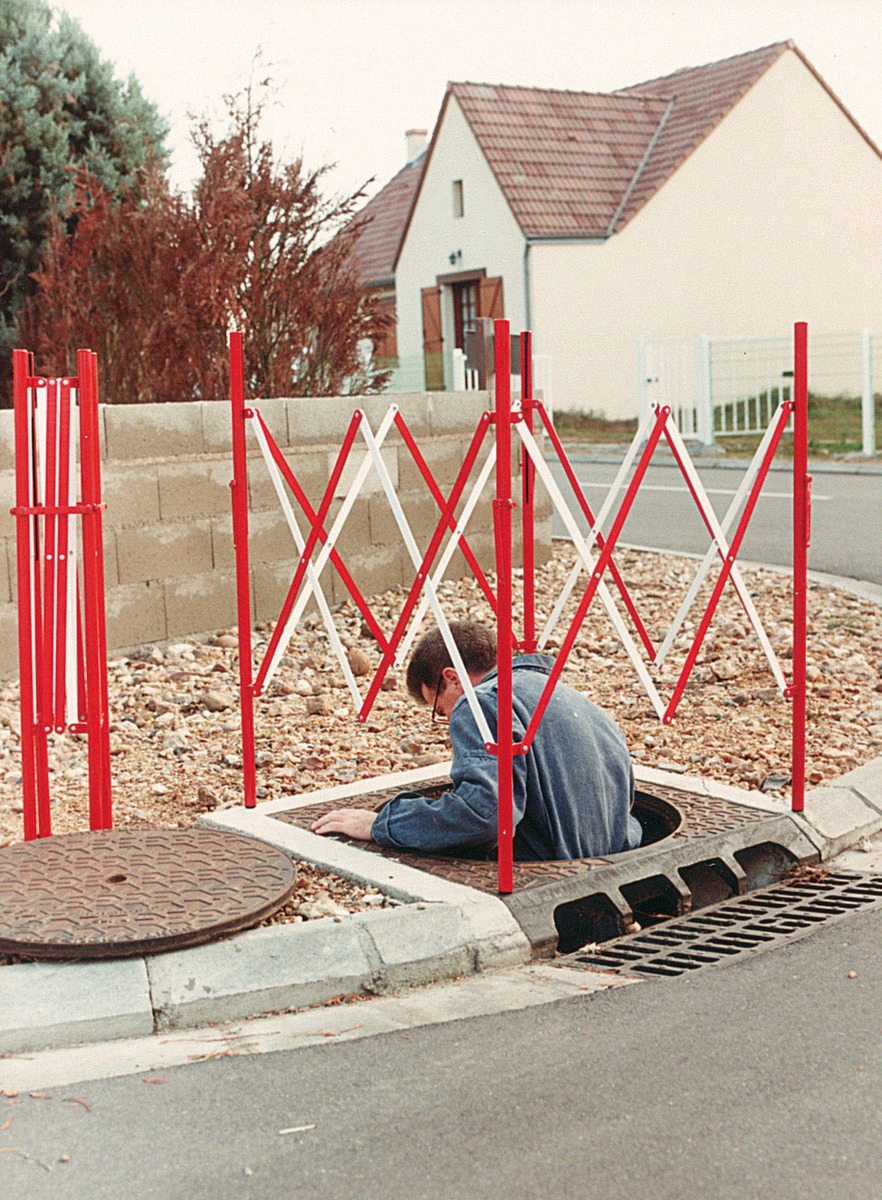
[374,295,397,360]
[478,276,504,321]
[421,286,444,390]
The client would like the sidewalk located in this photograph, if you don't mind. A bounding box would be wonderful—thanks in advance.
[3,754,881,1058]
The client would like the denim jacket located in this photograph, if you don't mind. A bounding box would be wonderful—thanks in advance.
[371,654,641,860]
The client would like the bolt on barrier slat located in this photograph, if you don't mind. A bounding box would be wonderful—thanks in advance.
[228,320,810,891]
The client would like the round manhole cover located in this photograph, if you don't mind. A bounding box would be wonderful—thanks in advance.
[0,828,297,959]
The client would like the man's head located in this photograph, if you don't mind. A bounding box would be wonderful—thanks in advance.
[406,622,497,715]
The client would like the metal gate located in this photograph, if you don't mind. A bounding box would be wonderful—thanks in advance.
[639,329,877,454]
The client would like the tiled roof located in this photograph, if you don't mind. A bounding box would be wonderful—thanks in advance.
[346,153,424,288]
[448,42,791,238]
[611,41,790,230]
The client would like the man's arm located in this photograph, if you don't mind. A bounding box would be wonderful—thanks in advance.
[370,702,527,853]
[311,808,377,840]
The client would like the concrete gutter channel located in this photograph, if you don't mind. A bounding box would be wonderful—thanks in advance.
[3,755,881,1057]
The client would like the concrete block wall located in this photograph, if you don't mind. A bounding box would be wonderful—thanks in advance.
[0,393,552,678]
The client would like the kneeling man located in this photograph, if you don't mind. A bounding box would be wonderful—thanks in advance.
[312,621,641,860]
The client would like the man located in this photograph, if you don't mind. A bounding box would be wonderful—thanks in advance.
[312,621,641,861]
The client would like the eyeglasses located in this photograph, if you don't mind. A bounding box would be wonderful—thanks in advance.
[430,674,446,723]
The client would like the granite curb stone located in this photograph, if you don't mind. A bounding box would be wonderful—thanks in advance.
[1,957,154,1054]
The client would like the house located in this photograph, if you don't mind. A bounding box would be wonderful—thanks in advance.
[346,129,426,385]
[391,42,882,417]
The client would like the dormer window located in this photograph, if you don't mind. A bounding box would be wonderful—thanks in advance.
[452,179,464,218]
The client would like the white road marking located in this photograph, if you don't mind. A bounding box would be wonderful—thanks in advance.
[578,482,829,500]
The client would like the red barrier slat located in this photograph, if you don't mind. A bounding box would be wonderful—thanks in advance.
[393,411,498,616]
[660,424,758,628]
[518,406,670,751]
[53,380,72,730]
[40,379,58,736]
[252,409,364,694]
[357,411,495,721]
[535,400,656,660]
[250,409,389,654]
[662,399,794,725]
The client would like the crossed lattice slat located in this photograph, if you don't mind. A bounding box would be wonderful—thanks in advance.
[243,402,504,746]
[513,395,795,746]
[244,390,793,756]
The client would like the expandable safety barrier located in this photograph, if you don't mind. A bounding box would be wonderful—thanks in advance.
[12,350,112,839]
[229,321,810,894]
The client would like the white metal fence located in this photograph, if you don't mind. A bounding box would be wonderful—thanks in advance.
[381,349,553,406]
[638,330,879,454]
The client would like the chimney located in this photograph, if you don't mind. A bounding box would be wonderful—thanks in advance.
[405,129,428,165]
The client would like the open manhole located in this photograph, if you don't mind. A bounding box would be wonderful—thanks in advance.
[560,870,882,978]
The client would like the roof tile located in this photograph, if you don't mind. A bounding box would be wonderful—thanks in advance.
[450,43,789,236]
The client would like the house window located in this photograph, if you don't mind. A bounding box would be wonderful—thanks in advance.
[452,280,478,350]
[452,179,464,218]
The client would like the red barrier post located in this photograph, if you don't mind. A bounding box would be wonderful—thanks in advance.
[493,319,515,894]
[791,322,810,812]
[13,352,39,839]
[78,350,112,829]
[229,332,257,808]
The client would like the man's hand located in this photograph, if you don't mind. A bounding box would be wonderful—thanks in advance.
[311,808,377,841]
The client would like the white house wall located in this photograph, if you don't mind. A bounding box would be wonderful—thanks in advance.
[529,48,882,417]
[396,95,526,384]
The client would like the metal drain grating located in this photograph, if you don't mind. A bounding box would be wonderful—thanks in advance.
[561,871,882,978]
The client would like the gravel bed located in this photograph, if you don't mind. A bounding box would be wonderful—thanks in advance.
[0,543,880,911]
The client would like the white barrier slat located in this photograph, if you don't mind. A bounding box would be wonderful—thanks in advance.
[654,408,788,694]
[358,415,494,746]
[541,408,658,647]
[395,444,497,669]
[282,406,399,640]
[517,423,666,721]
[249,413,363,708]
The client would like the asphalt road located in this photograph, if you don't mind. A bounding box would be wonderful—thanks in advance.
[5,901,882,1200]
[546,455,882,587]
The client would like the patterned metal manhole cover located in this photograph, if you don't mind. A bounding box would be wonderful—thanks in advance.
[0,828,297,960]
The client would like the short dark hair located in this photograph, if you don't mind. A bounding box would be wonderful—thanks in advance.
[406,622,497,704]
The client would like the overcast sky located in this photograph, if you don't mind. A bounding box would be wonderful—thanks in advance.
[58,0,882,204]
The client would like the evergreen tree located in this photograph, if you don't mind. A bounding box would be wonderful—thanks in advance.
[0,0,167,365]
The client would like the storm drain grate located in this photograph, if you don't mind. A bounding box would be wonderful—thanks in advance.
[561,871,882,978]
